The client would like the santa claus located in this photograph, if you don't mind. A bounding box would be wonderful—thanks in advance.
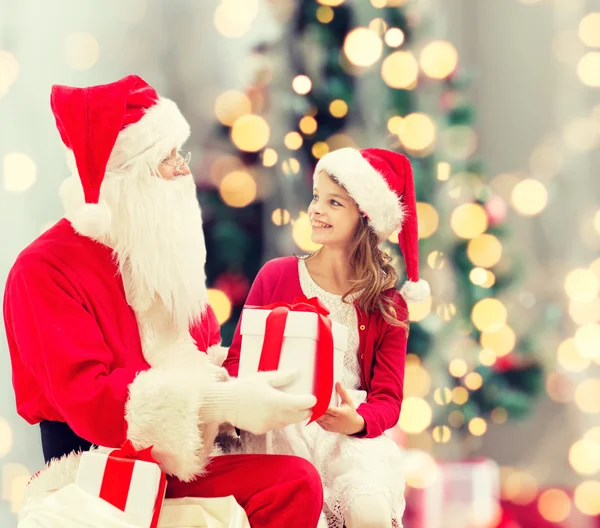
[3,75,322,527]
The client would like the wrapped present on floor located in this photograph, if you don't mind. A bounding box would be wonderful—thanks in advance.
[238,296,348,422]
[74,440,167,528]
[404,456,500,528]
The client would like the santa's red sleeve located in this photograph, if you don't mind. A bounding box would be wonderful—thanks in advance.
[5,263,219,481]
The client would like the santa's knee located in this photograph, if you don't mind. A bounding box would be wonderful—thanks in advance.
[344,494,392,528]
[282,457,323,514]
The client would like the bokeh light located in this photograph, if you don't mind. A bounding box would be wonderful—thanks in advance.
[398,396,432,434]
[219,170,257,207]
[64,33,99,70]
[467,234,503,268]
[537,489,571,523]
[574,481,600,516]
[408,296,432,322]
[577,52,600,87]
[3,153,37,193]
[292,212,321,252]
[579,13,600,47]
[511,179,548,216]
[398,112,437,153]
[381,51,419,89]
[574,379,600,413]
[468,417,487,436]
[569,438,600,475]
[557,338,591,373]
[215,90,251,126]
[343,27,383,67]
[284,132,303,150]
[231,115,270,152]
[292,75,312,95]
[472,298,507,332]
[416,202,439,239]
[564,269,599,303]
[271,208,291,226]
[420,40,458,79]
[385,28,405,48]
[480,325,516,357]
[207,289,232,324]
[450,203,488,239]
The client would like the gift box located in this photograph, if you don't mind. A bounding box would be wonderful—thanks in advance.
[238,296,348,422]
[404,457,500,528]
[75,441,167,528]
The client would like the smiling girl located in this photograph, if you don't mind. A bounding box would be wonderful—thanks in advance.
[224,148,429,528]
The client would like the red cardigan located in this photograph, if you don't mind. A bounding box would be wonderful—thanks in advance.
[223,256,408,438]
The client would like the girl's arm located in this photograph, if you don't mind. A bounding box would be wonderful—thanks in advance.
[355,296,408,438]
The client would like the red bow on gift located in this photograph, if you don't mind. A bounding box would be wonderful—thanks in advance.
[247,296,335,423]
[100,440,166,528]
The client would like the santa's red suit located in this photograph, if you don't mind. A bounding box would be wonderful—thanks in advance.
[3,75,323,527]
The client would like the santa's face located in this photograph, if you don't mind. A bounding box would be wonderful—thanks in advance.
[157,148,192,181]
[61,151,208,330]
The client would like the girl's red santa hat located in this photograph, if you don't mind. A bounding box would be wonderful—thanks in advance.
[51,74,190,239]
[315,147,430,303]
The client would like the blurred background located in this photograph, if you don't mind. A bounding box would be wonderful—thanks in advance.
[1,0,599,526]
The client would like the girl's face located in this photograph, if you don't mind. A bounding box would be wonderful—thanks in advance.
[308,171,361,249]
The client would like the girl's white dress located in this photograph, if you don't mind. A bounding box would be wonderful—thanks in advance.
[244,259,406,527]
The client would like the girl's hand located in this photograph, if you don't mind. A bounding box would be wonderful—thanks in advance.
[316,382,365,435]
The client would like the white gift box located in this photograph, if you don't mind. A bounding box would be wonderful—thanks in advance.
[238,307,348,407]
[75,450,166,528]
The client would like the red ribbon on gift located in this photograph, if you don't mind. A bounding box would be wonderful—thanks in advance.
[247,295,335,423]
[99,440,167,528]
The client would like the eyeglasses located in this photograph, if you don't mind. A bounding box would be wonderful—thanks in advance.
[161,149,191,171]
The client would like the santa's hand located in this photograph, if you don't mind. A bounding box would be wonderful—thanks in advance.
[201,371,317,435]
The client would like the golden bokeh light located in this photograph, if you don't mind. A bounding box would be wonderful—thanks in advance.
[0,50,19,91]
[464,372,483,390]
[3,153,37,193]
[436,302,457,322]
[329,99,349,118]
[284,132,303,150]
[420,40,458,79]
[385,28,405,48]
[387,116,403,134]
[471,298,507,332]
[564,268,600,303]
[511,179,548,216]
[574,379,600,413]
[433,387,452,405]
[416,202,439,239]
[470,267,496,288]
[467,234,503,268]
[316,6,334,23]
[408,296,432,322]
[317,0,345,6]
[563,118,599,152]
[312,142,330,159]
[574,481,600,516]
[343,27,383,67]
[584,427,600,444]
[569,438,600,475]
[231,115,270,152]
[432,425,452,443]
[292,75,312,95]
[578,52,600,87]
[480,325,516,357]
[427,250,446,270]
[214,90,251,126]
[480,348,497,366]
[381,51,419,89]
[271,208,291,226]
[502,471,538,505]
[64,33,100,70]
[219,170,257,208]
[2,463,31,513]
[214,1,256,38]
[292,212,321,252]
[574,323,600,359]
[594,210,600,234]
[368,18,388,36]
[404,363,431,397]
[569,298,600,325]
[557,338,591,373]
[450,203,489,239]
[262,148,278,167]
[449,359,468,378]
[441,125,478,160]
[300,116,318,135]
[448,410,465,428]
[0,417,13,457]
[538,489,571,523]
[282,158,301,176]
[452,386,469,405]
[207,289,232,324]
[403,451,439,489]
[579,13,600,47]
[398,397,432,434]
[437,161,451,181]
[491,407,508,424]
[468,417,487,436]
[398,113,437,152]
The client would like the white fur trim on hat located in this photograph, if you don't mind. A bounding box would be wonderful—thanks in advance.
[315,148,404,241]
[108,97,191,171]
[400,279,430,304]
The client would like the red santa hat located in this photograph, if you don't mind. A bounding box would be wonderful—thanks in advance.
[51,74,190,239]
[315,147,430,303]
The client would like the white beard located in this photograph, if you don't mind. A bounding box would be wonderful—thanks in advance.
[61,165,209,365]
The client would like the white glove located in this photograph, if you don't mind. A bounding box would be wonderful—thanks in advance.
[201,370,317,435]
